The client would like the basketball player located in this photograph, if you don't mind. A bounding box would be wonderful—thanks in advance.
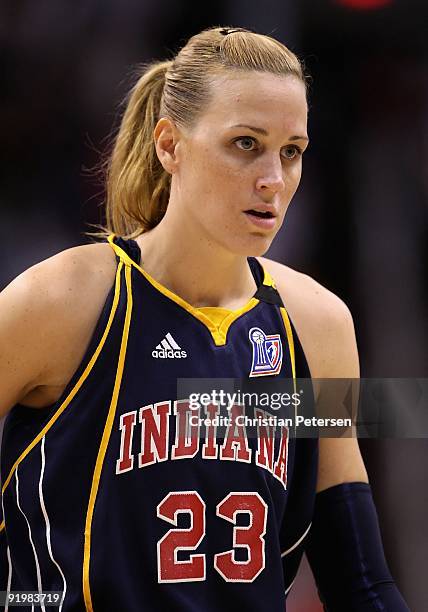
[0,27,409,611]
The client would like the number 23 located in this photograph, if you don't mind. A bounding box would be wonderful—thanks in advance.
[157,491,268,583]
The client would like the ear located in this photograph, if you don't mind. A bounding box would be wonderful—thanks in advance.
[153,117,181,174]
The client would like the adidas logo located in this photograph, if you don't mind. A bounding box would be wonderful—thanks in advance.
[152,333,187,359]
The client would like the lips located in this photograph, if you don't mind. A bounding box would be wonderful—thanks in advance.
[244,208,277,230]
[245,209,275,218]
[244,203,277,218]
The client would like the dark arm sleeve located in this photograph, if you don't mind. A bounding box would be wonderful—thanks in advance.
[305,482,410,611]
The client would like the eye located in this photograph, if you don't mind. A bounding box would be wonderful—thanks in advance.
[234,136,258,151]
[281,145,302,161]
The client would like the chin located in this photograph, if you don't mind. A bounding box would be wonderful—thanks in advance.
[231,234,274,258]
[248,244,272,257]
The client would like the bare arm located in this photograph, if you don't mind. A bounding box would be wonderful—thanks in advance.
[0,243,116,418]
[312,304,368,492]
[262,258,410,609]
[260,257,368,490]
[0,266,53,416]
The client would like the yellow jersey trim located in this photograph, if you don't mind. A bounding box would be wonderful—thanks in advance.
[261,267,276,288]
[280,306,298,426]
[107,235,276,347]
[0,262,123,536]
[280,306,296,382]
[197,307,233,328]
[83,263,133,612]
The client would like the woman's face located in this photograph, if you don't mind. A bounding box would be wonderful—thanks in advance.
[169,71,308,256]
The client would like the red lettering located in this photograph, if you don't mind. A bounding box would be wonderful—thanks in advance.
[273,426,289,488]
[116,411,137,474]
[172,400,200,459]
[221,404,251,462]
[202,404,220,459]
[255,409,275,472]
[138,402,171,467]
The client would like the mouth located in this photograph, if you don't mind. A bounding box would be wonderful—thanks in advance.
[244,208,277,230]
[245,209,276,219]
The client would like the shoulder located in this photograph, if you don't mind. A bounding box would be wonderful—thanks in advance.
[2,243,117,335]
[259,257,359,378]
[0,242,117,411]
[259,257,352,326]
[5,242,117,311]
[12,241,117,339]
[17,241,117,294]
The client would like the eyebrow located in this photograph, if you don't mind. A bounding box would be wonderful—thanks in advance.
[230,123,309,142]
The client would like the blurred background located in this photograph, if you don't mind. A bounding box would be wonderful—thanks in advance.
[0,0,427,609]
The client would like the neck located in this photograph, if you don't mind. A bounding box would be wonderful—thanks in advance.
[135,212,257,310]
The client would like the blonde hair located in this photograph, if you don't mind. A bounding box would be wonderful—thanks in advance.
[105,26,306,237]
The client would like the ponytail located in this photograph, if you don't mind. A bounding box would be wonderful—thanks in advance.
[105,60,172,237]
[102,27,305,238]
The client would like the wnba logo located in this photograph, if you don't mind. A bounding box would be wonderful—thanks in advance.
[249,327,283,377]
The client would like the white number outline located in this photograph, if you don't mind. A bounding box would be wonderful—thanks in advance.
[156,490,206,583]
[157,491,267,584]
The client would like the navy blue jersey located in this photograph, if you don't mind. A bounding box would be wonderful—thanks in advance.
[0,237,318,611]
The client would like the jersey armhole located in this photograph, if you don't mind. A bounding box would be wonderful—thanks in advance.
[0,260,124,531]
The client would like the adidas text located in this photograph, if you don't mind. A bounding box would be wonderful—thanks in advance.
[152,348,187,359]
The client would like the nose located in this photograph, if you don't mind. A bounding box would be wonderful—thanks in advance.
[255,159,285,196]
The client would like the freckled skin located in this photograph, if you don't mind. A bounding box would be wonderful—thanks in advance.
[138,71,309,305]
[171,71,309,257]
